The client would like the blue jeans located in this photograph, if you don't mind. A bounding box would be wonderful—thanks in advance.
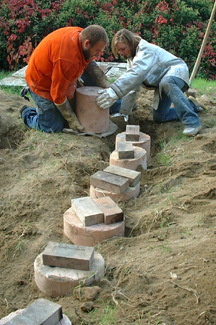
[153,76,201,127]
[22,91,65,133]
[21,71,122,133]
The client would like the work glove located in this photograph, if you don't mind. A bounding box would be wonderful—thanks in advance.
[85,61,110,88]
[55,98,84,132]
[96,88,119,110]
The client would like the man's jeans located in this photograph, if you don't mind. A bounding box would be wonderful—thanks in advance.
[21,70,122,133]
[22,91,65,133]
[153,76,201,127]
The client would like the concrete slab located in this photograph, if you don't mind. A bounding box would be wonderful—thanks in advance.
[1,298,62,325]
[104,165,141,187]
[93,196,124,224]
[63,207,125,246]
[116,131,151,165]
[34,252,105,297]
[110,146,147,170]
[71,196,104,226]
[42,242,94,270]
[0,63,126,87]
[90,171,129,194]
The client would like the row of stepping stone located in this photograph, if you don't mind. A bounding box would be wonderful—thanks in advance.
[32,125,151,298]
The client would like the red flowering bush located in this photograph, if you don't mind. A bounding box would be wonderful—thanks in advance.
[0,0,215,79]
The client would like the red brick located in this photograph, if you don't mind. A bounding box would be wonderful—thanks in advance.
[93,196,124,224]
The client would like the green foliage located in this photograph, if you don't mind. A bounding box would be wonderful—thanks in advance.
[0,0,215,79]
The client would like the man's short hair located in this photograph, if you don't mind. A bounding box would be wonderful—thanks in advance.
[81,25,109,47]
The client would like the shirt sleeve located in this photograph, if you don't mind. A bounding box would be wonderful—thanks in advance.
[51,59,83,104]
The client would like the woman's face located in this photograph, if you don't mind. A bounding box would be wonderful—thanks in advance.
[116,42,131,59]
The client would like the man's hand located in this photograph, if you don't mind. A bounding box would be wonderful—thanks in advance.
[96,88,119,109]
[68,114,84,132]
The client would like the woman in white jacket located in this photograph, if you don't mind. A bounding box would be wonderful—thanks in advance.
[96,29,202,136]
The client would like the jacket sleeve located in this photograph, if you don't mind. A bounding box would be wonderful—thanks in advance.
[110,47,157,99]
[120,86,140,115]
[51,59,84,104]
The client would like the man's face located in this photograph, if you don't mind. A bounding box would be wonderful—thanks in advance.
[83,40,106,61]
[116,42,131,59]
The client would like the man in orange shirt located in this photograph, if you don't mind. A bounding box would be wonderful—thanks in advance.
[20,25,116,133]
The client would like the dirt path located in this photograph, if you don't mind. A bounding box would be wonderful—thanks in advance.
[1,87,216,324]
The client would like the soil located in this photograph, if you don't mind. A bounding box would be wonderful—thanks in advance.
[1,86,216,325]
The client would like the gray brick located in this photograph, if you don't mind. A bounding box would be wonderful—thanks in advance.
[104,165,141,187]
[116,142,134,159]
[42,242,94,270]
[90,171,129,194]
[4,298,62,325]
[71,196,104,226]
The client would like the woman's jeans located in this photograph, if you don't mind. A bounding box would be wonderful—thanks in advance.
[21,71,122,133]
[153,76,201,128]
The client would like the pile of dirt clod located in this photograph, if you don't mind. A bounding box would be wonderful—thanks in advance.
[1,87,216,325]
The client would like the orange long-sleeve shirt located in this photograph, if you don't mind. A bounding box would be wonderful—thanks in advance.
[25,27,90,104]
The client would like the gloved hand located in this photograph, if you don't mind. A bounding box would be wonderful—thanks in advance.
[96,88,119,110]
[55,98,84,132]
[85,61,110,88]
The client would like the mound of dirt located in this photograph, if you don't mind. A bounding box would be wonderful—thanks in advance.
[1,87,216,325]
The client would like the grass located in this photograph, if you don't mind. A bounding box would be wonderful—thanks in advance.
[191,77,216,96]
[0,70,24,96]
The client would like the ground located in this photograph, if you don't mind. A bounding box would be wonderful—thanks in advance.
[0,86,216,325]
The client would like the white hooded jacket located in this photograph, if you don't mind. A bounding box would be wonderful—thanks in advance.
[111,39,189,114]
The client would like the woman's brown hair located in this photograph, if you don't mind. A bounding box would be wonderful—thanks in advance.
[111,29,141,59]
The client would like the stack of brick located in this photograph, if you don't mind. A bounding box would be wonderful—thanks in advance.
[34,242,105,297]
[90,165,141,203]
[0,298,71,325]
[63,196,125,246]
[115,125,151,166]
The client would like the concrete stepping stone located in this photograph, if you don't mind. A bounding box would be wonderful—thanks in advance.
[63,207,125,246]
[76,86,110,133]
[90,182,140,203]
[42,242,94,270]
[110,146,147,170]
[116,131,151,165]
[34,251,105,297]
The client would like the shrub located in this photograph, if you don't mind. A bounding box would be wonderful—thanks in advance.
[0,0,215,79]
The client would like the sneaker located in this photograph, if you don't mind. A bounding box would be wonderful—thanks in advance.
[188,96,206,112]
[183,125,202,136]
[20,105,29,118]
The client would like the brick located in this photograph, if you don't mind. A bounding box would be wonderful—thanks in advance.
[104,165,141,187]
[93,196,124,224]
[125,125,140,141]
[116,142,134,159]
[71,196,104,226]
[90,171,129,194]
[42,242,94,271]
[4,298,62,325]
